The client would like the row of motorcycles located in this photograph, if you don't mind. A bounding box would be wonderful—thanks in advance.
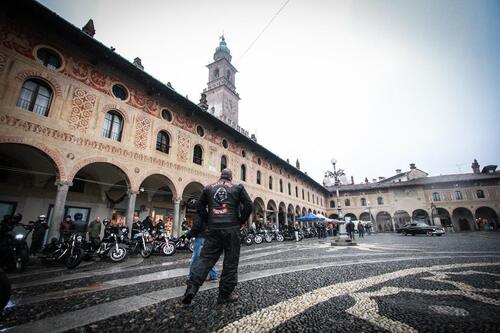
[239,225,320,245]
[38,226,194,270]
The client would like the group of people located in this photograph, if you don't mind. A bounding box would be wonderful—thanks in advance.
[345,220,372,240]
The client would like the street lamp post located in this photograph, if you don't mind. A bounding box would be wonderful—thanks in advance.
[325,158,345,237]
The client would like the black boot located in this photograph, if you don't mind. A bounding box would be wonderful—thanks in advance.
[182,285,198,305]
[217,293,238,305]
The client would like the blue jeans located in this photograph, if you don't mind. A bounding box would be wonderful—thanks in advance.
[189,237,218,280]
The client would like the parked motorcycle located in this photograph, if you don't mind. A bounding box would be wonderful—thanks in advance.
[260,228,273,243]
[240,228,253,246]
[96,227,128,262]
[172,234,194,252]
[3,224,33,272]
[128,229,153,258]
[272,229,284,242]
[251,229,263,244]
[154,230,176,256]
[64,233,86,269]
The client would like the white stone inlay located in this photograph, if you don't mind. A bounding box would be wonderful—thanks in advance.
[429,305,469,316]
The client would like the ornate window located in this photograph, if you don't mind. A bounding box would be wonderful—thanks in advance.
[302,189,305,200]
[156,131,170,154]
[241,150,246,157]
[102,111,123,141]
[240,164,246,181]
[257,158,262,165]
[345,199,351,207]
[222,139,229,149]
[477,189,485,199]
[330,200,335,208]
[361,198,367,206]
[377,197,384,205]
[295,186,298,197]
[455,191,463,200]
[279,179,283,193]
[214,68,220,78]
[161,109,172,122]
[432,192,441,201]
[36,48,62,70]
[269,176,273,190]
[288,183,291,195]
[256,171,261,185]
[225,70,231,80]
[17,79,53,116]
[112,84,128,101]
[193,145,203,165]
[196,125,205,137]
[220,155,227,171]
[307,192,310,202]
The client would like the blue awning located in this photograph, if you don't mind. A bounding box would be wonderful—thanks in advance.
[297,213,323,222]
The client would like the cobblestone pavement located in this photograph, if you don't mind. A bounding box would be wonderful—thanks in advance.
[1,232,500,332]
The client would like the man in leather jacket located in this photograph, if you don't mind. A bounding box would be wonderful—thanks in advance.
[182,168,253,305]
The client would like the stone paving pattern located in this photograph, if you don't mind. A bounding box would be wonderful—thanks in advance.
[1,233,500,332]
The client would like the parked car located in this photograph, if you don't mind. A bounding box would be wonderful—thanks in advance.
[400,222,445,236]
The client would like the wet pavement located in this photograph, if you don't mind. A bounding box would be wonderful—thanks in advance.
[1,232,500,332]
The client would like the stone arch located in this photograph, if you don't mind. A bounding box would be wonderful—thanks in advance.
[15,69,63,97]
[329,214,339,219]
[452,207,475,231]
[137,169,179,198]
[302,207,307,216]
[412,209,430,224]
[295,205,301,217]
[0,136,66,180]
[68,156,132,189]
[253,197,266,227]
[475,206,499,230]
[393,210,411,229]
[344,213,357,221]
[359,212,375,222]
[436,207,452,228]
[375,211,392,232]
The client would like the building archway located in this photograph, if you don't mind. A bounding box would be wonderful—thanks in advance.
[344,213,357,221]
[136,174,177,235]
[302,207,307,216]
[295,205,301,219]
[287,204,295,226]
[267,199,278,227]
[376,211,393,232]
[436,208,452,228]
[393,210,411,229]
[452,207,475,231]
[329,214,339,220]
[307,208,312,214]
[253,197,265,228]
[0,143,62,240]
[475,206,498,230]
[412,209,430,224]
[69,162,131,229]
[359,212,374,222]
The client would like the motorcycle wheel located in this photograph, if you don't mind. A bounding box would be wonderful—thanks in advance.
[0,269,11,310]
[244,236,253,246]
[188,240,194,253]
[265,235,273,243]
[109,246,127,262]
[162,243,176,256]
[140,244,153,258]
[254,235,263,244]
[276,234,284,242]
[65,248,84,269]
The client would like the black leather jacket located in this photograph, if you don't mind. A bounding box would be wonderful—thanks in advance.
[197,178,253,230]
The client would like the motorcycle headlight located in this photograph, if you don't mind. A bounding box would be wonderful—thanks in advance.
[77,235,83,242]
[15,234,24,240]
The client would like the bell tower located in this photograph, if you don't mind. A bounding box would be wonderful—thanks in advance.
[205,36,240,126]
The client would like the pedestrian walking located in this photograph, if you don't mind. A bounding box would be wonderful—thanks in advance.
[357,222,365,238]
[346,220,355,240]
[187,215,218,282]
[293,221,300,242]
[30,214,48,255]
[182,168,253,305]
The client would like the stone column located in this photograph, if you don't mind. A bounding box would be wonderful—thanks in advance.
[390,217,396,232]
[172,198,181,238]
[126,191,139,232]
[275,210,279,227]
[47,180,72,241]
[263,210,267,226]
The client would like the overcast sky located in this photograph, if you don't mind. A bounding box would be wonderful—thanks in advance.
[38,0,500,184]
